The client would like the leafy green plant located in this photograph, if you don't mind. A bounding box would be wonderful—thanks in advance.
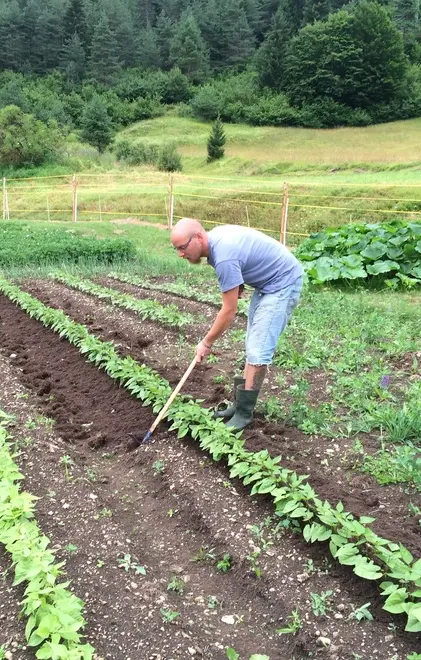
[167,575,186,595]
[310,590,333,616]
[277,609,303,634]
[59,454,74,481]
[0,419,95,659]
[65,543,78,554]
[152,459,165,475]
[216,553,232,573]
[160,608,180,623]
[117,553,146,575]
[246,549,262,578]
[52,272,193,329]
[191,545,216,562]
[296,220,421,287]
[349,602,373,622]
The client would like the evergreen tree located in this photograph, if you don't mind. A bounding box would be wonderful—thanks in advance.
[88,13,121,85]
[21,0,41,71]
[63,0,89,52]
[155,10,177,69]
[0,0,25,71]
[81,94,112,152]
[60,32,86,83]
[34,1,66,73]
[207,115,226,161]
[302,0,331,25]
[255,5,295,88]
[198,0,254,72]
[169,11,209,82]
[137,27,161,68]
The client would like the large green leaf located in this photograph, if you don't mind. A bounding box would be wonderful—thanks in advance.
[366,260,399,275]
[361,243,387,260]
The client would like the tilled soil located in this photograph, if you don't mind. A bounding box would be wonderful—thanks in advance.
[0,282,420,659]
[16,278,421,555]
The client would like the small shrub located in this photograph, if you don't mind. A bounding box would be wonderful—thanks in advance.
[157,142,182,171]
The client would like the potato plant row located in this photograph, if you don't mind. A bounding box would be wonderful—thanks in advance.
[51,272,194,328]
[0,418,94,660]
[1,278,421,634]
[108,272,250,317]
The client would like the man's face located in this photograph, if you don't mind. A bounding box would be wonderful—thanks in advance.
[172,233,202,264]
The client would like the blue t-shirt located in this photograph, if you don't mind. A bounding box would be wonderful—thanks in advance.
[207,225,303,294]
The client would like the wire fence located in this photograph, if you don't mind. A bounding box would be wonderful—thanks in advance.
[2,171,421,246]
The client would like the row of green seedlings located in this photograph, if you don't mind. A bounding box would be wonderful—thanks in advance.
[0,417,94,660]
[108,271,250,317]
[51,272,193,329]
[1,277,421,638]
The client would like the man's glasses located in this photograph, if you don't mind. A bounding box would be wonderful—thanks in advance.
[173,235,194,252]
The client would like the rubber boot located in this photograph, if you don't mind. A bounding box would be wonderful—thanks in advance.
[226,385,259,431]
[213,377,245,420]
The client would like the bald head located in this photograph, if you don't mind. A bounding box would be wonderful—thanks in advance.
[171,218,208,263]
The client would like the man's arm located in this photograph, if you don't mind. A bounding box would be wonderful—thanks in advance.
[196,286,239,361]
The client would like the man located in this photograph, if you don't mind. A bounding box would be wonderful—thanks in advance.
[171,217,303,431]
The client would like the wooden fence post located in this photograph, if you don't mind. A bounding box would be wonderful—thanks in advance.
[280,182,289,245]
[72,174,78,222]
[168,173,174,230]
[2,178,6,221]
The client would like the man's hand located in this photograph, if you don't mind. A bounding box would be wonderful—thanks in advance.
[196,339,212,362]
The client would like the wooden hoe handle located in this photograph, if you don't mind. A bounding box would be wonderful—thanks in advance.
[142,355,197,442]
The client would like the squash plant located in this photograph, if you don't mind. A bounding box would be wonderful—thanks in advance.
[296,220,421,287]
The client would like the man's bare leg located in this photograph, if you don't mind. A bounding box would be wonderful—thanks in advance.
[244,362,267,390]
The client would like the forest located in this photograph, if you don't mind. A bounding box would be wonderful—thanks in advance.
[0,0,421,165]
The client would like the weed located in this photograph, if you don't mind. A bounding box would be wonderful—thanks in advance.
[94,507,113,520]
[349,602,373,622]
[85,467,98,482]
[207,353,219,363]
[246,549,262,578]
[207,595,222,609]
[167,575,185,595]
[152,459,165,474]
[216,553,232,573]
[249,521,274,551]
[59,454,74,481]
[65,543,78,554]
[160,608,180,623]
[0,647,5,659]
[310,590,333,616]
[117,553,146,575]
[96,559,105,568]
[191,545,216,562]
[167,508,179,517]
[277,609,303,635]
[303,559,316,575]
[213,374,225,384]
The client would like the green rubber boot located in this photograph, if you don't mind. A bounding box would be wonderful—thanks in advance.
[213,377,245,420]
[226,385,259,432]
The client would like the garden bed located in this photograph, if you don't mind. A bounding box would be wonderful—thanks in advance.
[0,276,420,659]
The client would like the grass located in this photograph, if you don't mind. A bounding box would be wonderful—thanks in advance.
[2,113,421,243]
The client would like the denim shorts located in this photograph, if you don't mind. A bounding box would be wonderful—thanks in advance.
[245,276,303,365]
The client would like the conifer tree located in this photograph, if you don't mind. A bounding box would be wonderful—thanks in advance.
[255,5,293,89]
[169,11,209,82]
[302,0,331,25]
[63,0,89,52]
[207,115,226,161]
[137,27,161,68]
[60,33,86,83]
[88,13,121,85]
[34,1,65,73]
[81,95,112,153]
[155,10,177,69]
